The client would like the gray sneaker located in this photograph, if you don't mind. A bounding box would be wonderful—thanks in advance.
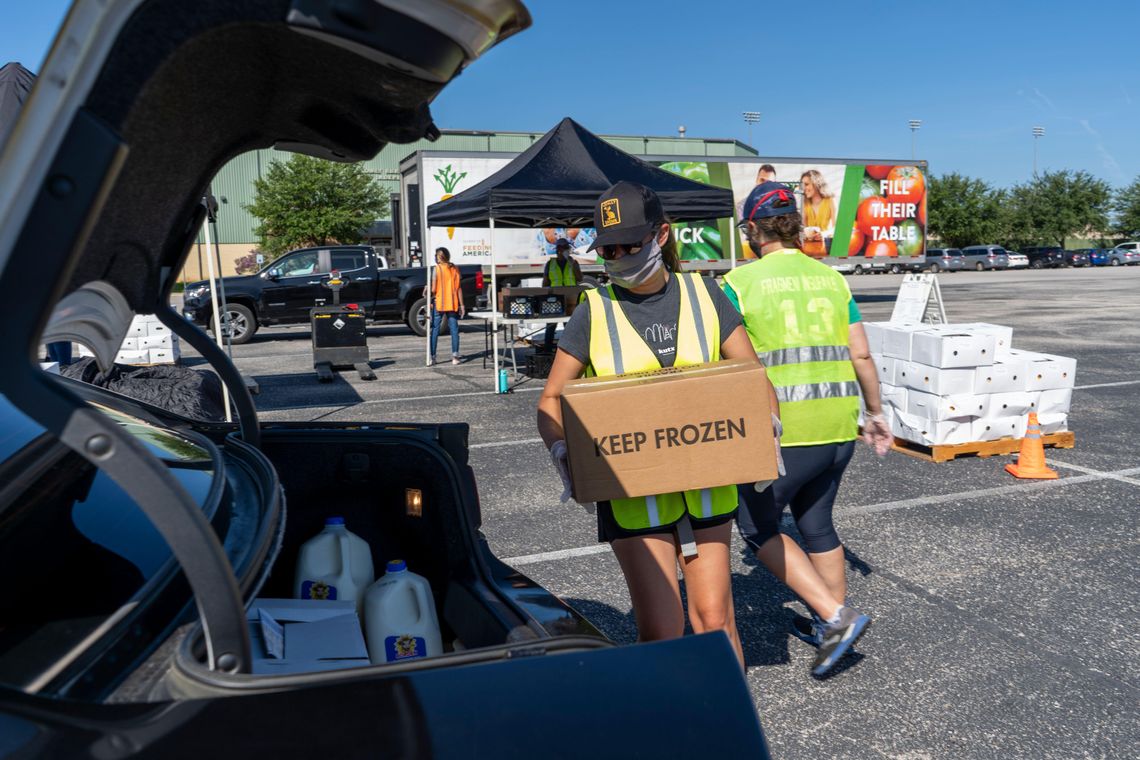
[812,606,870,677]
[790,613,824,648]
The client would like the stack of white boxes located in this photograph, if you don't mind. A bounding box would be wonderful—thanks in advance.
[863,321,1075,447]
[76,314,181,365]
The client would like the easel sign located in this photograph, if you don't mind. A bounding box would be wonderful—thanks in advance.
[890,273,946,324]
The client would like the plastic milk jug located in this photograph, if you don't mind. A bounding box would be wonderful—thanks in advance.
[294,517,375,614]
[364,560,442,664]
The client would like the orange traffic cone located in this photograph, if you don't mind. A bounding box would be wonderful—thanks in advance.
[1005,413,1058,480]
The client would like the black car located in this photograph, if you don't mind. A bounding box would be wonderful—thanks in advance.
[1021,246,1068,269]
[181,245,485,342]
[0,0,767,756]
[1061,249,1090,268]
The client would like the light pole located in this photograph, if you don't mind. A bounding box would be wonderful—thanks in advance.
[742,111,761,147]
[1033,126,1045,175]
[908,119,923,159]
[677,125,686,138]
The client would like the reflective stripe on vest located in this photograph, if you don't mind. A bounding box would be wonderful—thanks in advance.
[548,259,577,287]
[724,250,860,446]
[583,273,737,530]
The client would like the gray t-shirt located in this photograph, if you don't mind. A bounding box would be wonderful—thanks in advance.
[558,274,743,368]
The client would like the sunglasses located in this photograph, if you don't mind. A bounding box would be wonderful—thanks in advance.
[597,230,658,260]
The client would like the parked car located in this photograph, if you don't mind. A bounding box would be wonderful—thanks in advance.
[1006,251,1029,268]
[1061,249,1090,268]
[182,245,484,342]
[1105,245,1140,266]
[0,0,768,756]
[1082,248,1110,266]
[961,245,1010,270]
[1021,246,1067,269]
[924,248,966,273]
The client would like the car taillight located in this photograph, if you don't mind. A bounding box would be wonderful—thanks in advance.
[475,270,484,291]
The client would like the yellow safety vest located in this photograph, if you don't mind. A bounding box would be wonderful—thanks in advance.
[724,249,860,446]
[583,273,738,530]
[548,258,578,287]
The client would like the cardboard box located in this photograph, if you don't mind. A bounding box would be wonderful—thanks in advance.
[247,599,370,675]
[896,361,975,396]
[949,323,1014,362]
[882,324,929,360]
[120,337,140,351]
[1010,350,1077,390]
[984,391,1036,418]
[146,321,171,337]
[560,360,777,503]
[1037,388,1072,415]
[862,322,886,355]
[139,334,173,350]
[115,349,150,365]
[972,416,1020,442]
[893,410,973,446]
[879,383,908,411]
[910,330,996,369]
[147,347,180,364]
[974,359,1028,394]
[906,389,986,421]
[872,354,897,385]
[126,319,148,338]
[1024,412,1068,435]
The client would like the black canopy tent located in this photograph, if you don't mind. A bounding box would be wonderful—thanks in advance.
[0,62,35,144]
[427,117,734,228]
[425,117,737,388]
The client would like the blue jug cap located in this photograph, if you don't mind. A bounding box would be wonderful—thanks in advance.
[386,559,407,573]
[325,516,345,526]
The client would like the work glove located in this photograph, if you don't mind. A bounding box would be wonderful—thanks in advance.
[549,440,594,514]
[754,414,787,493]
[863,412,893,457]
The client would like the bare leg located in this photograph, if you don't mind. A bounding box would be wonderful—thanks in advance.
[808,546,847,605]
[754,534,842,621]
[610,534,685,643]
[678,521,744,668]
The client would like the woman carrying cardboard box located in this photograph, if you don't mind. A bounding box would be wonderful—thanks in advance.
[537,182,779,668]
[724,181,893,676]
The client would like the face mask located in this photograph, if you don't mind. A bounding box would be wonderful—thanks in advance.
[605,235,663,289]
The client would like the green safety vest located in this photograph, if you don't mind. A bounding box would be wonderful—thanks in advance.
[724,249,860,447]
[548,258,578,287]
[583,273,738,530]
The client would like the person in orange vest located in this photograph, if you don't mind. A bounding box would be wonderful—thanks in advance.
[429,247,465,366]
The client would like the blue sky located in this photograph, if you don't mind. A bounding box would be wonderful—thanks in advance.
[7,0,1139,189]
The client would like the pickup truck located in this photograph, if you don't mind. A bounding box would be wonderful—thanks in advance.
[181,245,485,343]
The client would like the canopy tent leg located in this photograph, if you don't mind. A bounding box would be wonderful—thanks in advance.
[202,217,231,422]
[490,217,500,392]
[730,214,738,270]
[425,246,433,366]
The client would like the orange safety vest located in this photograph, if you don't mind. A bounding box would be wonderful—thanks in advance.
[432,264,462,312]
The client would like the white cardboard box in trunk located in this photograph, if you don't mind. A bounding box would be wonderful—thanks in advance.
[896,361,976,396]
[972,416,1020,442]
[906,389,986,421]
[910,330,996,369]
[974,360,1028,394]
[894,409,974,446]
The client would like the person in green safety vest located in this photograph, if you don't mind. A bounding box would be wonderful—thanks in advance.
[537,182,781,668]
[724,181,893,677]
[541,237,582,349]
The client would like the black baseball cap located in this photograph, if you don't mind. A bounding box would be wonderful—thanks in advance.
[554,237,571,249]
[588,181,664,251]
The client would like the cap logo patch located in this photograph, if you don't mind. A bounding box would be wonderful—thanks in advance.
[601,198,621,227]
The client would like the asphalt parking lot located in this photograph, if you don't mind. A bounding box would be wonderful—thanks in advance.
[184,267,1140,758]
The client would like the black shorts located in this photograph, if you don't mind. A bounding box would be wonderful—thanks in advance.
[597,501,737,543]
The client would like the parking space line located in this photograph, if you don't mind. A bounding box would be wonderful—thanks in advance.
[347,386,543,405]
[1073,380,1140,390]
[1046,458,1140,487]
[503,466,1140,566]
[471,437,545,449]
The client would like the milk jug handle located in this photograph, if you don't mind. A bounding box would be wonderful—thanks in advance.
[336,533,350,575]
[412,582,432,626]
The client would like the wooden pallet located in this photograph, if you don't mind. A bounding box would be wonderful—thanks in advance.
[891,431,1075,463]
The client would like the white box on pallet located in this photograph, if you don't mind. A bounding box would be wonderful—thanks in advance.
[894,410,974,446]
[974,360,1028,394]
[985,391,1036,418]
[896,361,975,396]
[120,337,140,351]
[146,321,171,337]
[882,324,928,361]
[1037,388,1072,415]
[1014,413,1068,436]
[148,347,180,364]
[906,389,986,421]
[862,322,886,355]
[949,323,1014,362]
[139,334,173,350]
[126,320,148,338]
[910,330,996,369]
[872,354,897,385]
[879,383,908,411]
[972,417,1020,442]
[115,349,149,365]
[1010,350,1077,390]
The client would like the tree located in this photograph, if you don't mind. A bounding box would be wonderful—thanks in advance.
[1004,170,1112,248]
[1112,176,1140,240]
[926,173,1006,248]
[245,154,388,258]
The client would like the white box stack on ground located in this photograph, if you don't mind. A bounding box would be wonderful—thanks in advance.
[865,321,1077,447]
[114,315,181,365]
